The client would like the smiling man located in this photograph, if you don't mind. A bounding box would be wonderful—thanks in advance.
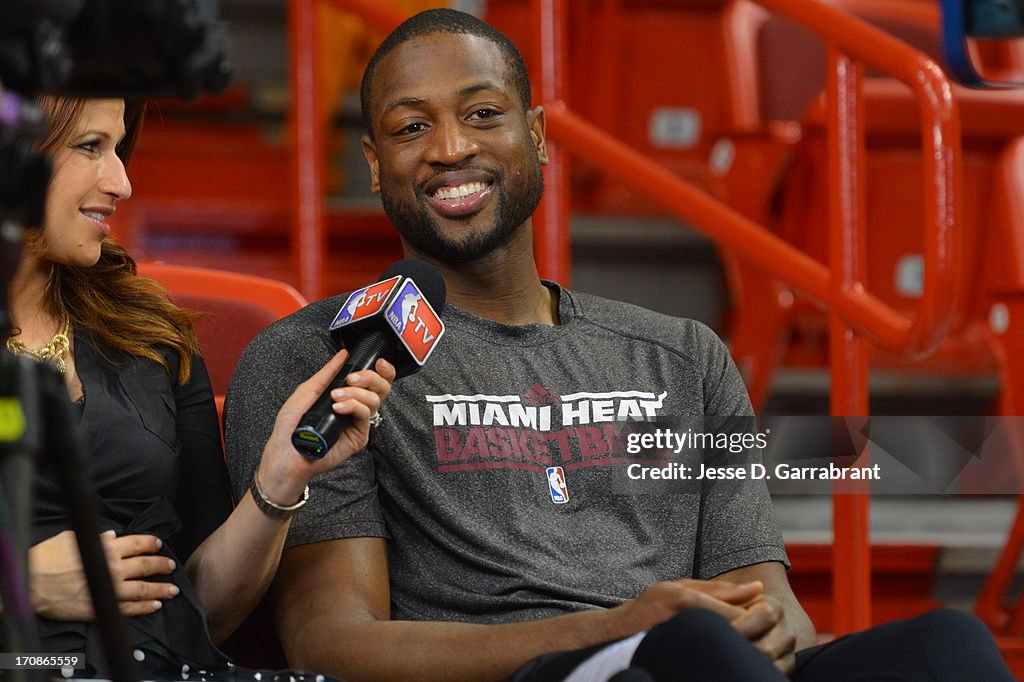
[225,9,1013,682]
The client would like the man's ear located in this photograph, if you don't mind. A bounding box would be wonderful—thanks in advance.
[361,133,381,193]
[528,106,548,165]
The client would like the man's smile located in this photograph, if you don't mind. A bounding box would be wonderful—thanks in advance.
[431,180,490,201]
[423,174,496,218]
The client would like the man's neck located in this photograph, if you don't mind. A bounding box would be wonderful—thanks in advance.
[404,229,560,327]
[444,262,556,327]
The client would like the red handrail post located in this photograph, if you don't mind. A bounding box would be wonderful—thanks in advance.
[289,0,326,299]
[533,0,572,285]
[827,46,871,636]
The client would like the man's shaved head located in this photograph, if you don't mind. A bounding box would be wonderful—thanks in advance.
[360,8,532,138]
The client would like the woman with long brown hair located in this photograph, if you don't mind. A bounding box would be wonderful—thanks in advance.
[6,97,396,677]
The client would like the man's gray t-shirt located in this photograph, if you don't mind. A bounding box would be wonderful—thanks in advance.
[225,284,787,624]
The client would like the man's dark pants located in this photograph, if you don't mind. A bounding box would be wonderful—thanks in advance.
[514,608,1014,681]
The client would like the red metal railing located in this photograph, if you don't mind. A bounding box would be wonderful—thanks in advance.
[288,0,962,636]
[825,48,871,634]
[531,0,572,281]
[288,0,325,299]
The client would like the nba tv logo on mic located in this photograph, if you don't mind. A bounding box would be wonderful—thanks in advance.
[330,276,403,329]
[329,271,445,368]
[385,280,444,365]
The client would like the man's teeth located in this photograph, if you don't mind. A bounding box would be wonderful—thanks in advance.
[82,210,105,222]
[433,182,488,201]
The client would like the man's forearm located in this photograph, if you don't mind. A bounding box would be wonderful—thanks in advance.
[287,608,621,682]
[283,578,768,682]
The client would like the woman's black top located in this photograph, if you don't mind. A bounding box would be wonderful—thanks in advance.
[32,329,234,677]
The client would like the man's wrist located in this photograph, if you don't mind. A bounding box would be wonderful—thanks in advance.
[564,605,630,648]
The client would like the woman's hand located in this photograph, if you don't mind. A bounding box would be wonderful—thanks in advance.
[255,350,396,508]
[29,530,178,620]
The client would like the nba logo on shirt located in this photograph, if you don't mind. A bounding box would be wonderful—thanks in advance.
[330,276,403,330]
[546,466,569,504]
[385,279,445,365]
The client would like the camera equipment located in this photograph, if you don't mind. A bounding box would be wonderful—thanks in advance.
[942,0,1024,87]
[1,0,230,98]
[1,91,50,345]
[0,3,232,680]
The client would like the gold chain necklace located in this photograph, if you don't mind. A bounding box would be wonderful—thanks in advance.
[6,317,72,375]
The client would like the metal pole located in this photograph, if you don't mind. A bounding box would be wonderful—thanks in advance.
[827,45,871,635]
[289,0,326,299]
[533,0,571,284]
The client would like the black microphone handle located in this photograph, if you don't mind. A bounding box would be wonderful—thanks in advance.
[291,332,392,459]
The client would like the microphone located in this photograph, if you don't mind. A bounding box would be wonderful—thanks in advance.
[291,260,447,459]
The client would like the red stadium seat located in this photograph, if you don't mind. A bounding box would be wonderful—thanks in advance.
[136,261,308,398]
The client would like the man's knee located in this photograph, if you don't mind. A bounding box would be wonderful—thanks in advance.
[864,608,1009,680]
[912,607,988,634]
[897,608,996,653]
[645,609,738,651]
[794,609,1014,682]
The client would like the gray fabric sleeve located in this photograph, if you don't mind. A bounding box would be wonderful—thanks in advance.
[692,322,790,578]
[223,310,387,548]
[284,449,386,548]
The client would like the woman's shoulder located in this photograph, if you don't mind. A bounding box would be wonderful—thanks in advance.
[79,327,185,382]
